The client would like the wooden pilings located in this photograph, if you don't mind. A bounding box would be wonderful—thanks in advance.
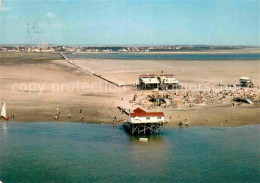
[123,122,165,135]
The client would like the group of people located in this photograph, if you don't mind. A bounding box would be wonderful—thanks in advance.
[54,108,85,122]
[54,110,61,120]
[178,119,189,127]
[112,116,117,126]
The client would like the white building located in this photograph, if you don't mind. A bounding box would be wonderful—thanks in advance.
[160,74,180,89]
[139,73,180,89]
[239,76,253,87]
[128,108,165,124]
[139,74,160,89]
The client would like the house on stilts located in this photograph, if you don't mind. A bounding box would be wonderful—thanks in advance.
[123,107,168,135]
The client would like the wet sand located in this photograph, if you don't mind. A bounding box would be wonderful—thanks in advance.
[0,52,259,126]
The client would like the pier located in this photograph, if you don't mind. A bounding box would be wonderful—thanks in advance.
[60,52,128,87]
[59,52,68,60]
[117,106,129,115]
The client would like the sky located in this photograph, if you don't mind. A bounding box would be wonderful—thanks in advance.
[0,0,259,45]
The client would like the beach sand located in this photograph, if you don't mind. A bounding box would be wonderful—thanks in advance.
[0,52,259,126]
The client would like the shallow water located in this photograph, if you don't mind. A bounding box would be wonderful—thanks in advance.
[0,122,259,183]
[67,53,260,60]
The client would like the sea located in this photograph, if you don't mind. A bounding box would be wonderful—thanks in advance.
[0,122,259,183]
[66,53,260,60]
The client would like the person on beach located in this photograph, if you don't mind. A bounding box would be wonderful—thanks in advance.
[68,114,71,118]
[80,109,82,113]
[81,117,84,121]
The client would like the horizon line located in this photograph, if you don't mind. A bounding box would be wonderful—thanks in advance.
[0,44,259,47]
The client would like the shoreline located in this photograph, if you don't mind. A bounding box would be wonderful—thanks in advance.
[71,48,260,55]
[1,52,259,127]
[1,120,260,128]
[69,57,260,61]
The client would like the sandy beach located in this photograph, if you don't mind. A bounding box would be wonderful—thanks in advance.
[0,52,259,126]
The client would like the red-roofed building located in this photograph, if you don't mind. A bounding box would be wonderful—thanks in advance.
[133,107,146,113]
[128,107,165,123]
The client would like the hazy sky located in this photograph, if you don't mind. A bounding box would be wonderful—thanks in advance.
[0,0,259,45]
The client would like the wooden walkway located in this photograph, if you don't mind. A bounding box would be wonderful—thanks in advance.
[117,106,129,115]
[60,52,131,87]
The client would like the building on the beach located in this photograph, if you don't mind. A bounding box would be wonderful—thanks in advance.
[139,74,160,89]
[159,74,180,89]
[239,76,254,88]
[128,107,165,123]
[124,107,167,134]
[139,73,180,90]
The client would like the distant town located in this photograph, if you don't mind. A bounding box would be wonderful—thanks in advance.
[0,44,258,53]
